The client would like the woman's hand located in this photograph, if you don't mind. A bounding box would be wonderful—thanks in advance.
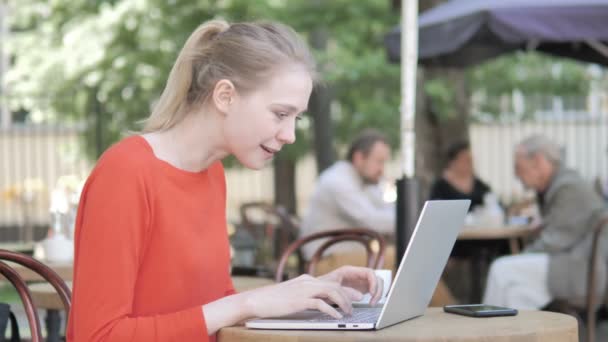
[318,266,384,305]
[243,266,383,318]
[203,266,383,335]
[241,274,363,320]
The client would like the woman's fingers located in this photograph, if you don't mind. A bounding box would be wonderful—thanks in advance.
[342,286,364,301]
[286,275,354,316]
[370,275,384,304]
[307,299,342,319]
[311,282,353,315]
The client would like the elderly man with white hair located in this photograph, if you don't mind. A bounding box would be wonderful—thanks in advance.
[483,135,607,310]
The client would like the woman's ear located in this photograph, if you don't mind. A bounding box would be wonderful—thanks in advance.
[212,79,236,115]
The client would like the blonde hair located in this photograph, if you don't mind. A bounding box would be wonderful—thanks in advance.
[142,20,317,133]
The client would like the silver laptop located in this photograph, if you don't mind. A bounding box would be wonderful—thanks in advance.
[246,199,470,331]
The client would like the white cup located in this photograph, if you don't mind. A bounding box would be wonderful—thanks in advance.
[375,269,392,302]
[354,269,392,304]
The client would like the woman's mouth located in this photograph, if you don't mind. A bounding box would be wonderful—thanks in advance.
[261,145,279,157]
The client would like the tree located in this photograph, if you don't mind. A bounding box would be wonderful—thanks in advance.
[395,0,595,198]
[6,0,402,215]
[6,0,592,213]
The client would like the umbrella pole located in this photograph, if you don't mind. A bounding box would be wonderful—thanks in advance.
[396,0,419,268]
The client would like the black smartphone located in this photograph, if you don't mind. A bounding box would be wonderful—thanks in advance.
[443,304,518,317]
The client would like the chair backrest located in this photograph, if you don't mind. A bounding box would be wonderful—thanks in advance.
[584,215,608,342]
[239,202,300,260]
[0,250,71,342]
[275,228,386,282]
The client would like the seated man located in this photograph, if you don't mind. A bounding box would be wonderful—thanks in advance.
[299,129,395,273]
[483,135,607,310]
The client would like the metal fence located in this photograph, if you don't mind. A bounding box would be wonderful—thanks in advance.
[470,115,608,204]
[0,123,90,239]
[1,96,606,237]
[469,93,608,204]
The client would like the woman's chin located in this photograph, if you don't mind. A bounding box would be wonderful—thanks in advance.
[236,157,269,170]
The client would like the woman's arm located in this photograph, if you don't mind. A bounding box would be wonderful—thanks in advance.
[203,266,383,335]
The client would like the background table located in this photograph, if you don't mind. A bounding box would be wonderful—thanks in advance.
[232,276,275,292]
[456,225,536,302]
[0,261,73,282]
[28,276,277,311]
[29,276,276,341]
[219,308,578,342]
[459,225,536,254]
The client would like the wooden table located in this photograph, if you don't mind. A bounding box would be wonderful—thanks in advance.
[29,275,275,341]
[3,261,73,342]
[0,261,73,282]
[459,225,536,254]
[455,225,536,303]
[0,242,36,255]
[232,276,275,292]
[28,276,277,311]
[218,308,578,342]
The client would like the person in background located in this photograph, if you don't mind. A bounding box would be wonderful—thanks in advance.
[483,135,607,310]
[299,129,395,273]
[429,141,498,305]
[594,147,608,201]
[67,20,383,342]
[429,141,500,257]
[429,140,491,210]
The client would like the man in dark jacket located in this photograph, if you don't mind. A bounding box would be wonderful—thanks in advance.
[483,135,607,309]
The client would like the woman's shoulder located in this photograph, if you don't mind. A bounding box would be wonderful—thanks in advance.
[431,177,450,189]
[473,176,491,192]
[93,135,153,175]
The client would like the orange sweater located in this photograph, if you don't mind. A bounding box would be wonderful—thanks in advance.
[67,136,235,341]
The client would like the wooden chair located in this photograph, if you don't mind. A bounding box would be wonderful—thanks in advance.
[275,228,386,282]
[239,202,300,260]
[0,250,71,342]
[544,216,608,342]
[581,216,608,342]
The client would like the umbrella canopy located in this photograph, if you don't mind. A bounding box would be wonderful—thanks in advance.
[385,0,608,67]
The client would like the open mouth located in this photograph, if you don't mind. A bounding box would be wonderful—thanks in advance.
[261,145,279,154]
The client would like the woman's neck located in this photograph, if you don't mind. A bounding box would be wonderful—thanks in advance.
[145,110,229,172]
[443,168,474,193]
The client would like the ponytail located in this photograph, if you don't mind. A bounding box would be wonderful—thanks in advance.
[140,19,315,134]
[141,20,229,133]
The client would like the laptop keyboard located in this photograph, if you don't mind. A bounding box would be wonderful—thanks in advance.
[308,308,382,323]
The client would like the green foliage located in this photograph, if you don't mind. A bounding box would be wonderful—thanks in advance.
[6,0,401,162]
[468,51,591,95]
[6,0,596,162]
[423,77,458,120]
[422,51,594,123]
[274,0,402,155]
[466,51,594,121]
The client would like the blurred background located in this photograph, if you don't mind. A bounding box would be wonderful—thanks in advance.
[1,0,606,235]
[0,1,606,339]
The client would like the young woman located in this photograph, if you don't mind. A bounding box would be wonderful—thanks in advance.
[67,20,382,341]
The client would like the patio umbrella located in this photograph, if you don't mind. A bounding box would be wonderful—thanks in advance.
[389,0,608,267]
[385,0,608,67]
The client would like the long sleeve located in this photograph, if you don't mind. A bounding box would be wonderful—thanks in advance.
[68,155,209,341]
[525,184,597,254]
[328,179,395,234]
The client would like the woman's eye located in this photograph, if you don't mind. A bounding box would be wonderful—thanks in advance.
[275,112,288,119]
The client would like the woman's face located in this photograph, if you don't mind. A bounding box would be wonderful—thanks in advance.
[451,149,474,175]
[222,66,313,170]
